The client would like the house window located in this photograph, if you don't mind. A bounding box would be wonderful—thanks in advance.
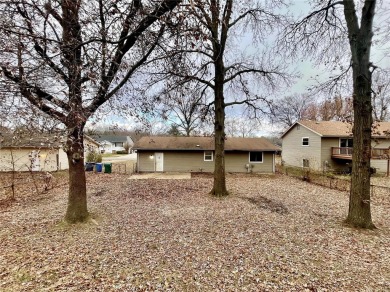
[204,151,213,161]
[115,142,124,147]
[340,138,353,148]
[249,152,263,163]
[302,137,309,146]
[303,159,310,168]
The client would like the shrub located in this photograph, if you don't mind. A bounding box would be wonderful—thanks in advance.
[86,151,102,162]
[116,150,128,154]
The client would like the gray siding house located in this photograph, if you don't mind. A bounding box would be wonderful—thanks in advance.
[133,136,279,173]
[281,120,390,173]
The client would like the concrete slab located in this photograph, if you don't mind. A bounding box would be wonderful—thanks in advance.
[129,172,191,180]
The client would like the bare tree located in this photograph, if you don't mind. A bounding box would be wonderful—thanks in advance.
[283,0,381,228]
[0,0,182,222]
[158,0,288,196]
[372,70,390,122]
[272,94,314,128]
[225,116,260,138]
[159,80,211,136]
[318,95,353,121]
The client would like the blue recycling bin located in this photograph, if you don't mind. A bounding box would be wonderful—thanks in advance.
[85,162,95,171]
[95,163,103,173]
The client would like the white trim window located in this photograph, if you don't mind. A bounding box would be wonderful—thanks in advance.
[302,137,309,146]
[204,151,213,161]
[249,151,263,163]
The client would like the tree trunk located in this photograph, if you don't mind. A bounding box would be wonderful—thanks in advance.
[346,75,375,228]
[65,127,88,223]
[343,0,376,228]
[209,0,231,197]
[211,85,228,196]
[210,58,228,197]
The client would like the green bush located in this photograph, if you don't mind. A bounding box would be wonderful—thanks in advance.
[86,151,102,162]
[116,150,128,154]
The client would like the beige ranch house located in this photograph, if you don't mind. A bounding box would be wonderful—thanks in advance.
[0,134,99,172]
[281,120,390,173]
[133,136,279,173]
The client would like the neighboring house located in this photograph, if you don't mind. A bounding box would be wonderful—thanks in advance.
[0,134,99,172]
[133,136,279,173]
[92,134,134,153]
[281,120,390,173]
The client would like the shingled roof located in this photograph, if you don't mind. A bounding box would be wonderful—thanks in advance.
[133,136,280,152]
[0,133,65,148]
[0,133,99,148]
[282,120,390,138]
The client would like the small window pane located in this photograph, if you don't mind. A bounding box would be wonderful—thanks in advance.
[302,138,309,146]
[204,151,213,161]
[249,152,263,162]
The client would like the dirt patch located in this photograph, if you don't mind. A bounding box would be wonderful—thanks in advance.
[239,195,289,214]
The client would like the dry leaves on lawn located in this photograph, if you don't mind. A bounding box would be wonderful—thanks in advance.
[0,173,389,291]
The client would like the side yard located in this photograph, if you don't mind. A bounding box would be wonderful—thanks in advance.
[0,173,389,291]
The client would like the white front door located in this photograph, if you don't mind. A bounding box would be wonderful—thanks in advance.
[155,152,164,172]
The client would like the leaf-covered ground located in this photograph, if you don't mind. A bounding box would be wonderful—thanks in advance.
[1,173,389,291]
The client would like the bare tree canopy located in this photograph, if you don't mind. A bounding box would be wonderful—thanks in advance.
[0,0,182,222]
[272,94,314,128]
[158,80,211,136]
[372,69,390,122]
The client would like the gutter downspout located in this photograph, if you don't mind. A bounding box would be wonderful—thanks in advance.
[273,152,275,173]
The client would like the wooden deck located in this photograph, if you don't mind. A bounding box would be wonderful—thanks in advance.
[331,147,353,160]
[331,147,390,160]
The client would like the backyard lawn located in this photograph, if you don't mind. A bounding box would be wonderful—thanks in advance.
[0,173,389,291]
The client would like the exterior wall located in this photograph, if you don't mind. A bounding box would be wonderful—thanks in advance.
[0,138,93,172]
[225,152,274,173]
[282,125,322,170]
[164,151,215,172]
[137,151,158,172]
[137,150,275,173]
[138,151,214,172]
[0,148,63,172]
[84,139,99,154]
[321,137,350,171]
[58,149,68,170]
[372,139,390,148]
[371,159,389,173]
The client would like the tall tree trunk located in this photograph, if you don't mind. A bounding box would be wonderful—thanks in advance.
[211,82,228,196]
[62,0,88,223]
[209,0,232,197]
[210,56,228,196]
[65,126,88,223]
[344,0,376,228]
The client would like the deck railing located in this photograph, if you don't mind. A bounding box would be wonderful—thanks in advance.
[331,147,390,159]
[331,147,353,157]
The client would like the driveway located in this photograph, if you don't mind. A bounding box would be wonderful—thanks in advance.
[129,172,191,179]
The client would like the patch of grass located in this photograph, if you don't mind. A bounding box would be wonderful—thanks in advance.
[14,269,34,283]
